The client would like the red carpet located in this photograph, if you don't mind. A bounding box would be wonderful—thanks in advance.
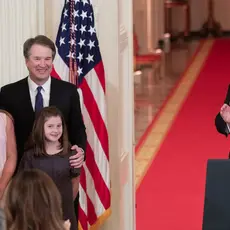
[136,39,230,230]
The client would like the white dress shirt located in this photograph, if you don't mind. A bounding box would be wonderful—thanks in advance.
[227,124,230,134]
[27,77,51,110]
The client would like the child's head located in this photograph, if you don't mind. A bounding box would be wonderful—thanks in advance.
[31,106,69,155]
[5,169,65,230]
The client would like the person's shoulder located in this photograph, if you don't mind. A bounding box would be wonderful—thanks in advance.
[51,77,76,91]
[0,110,13,121]
[23,148,35,159]
[1,77,27,92]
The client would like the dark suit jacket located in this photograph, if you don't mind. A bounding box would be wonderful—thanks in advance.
[215,85,230,137]
[0,77,87,166]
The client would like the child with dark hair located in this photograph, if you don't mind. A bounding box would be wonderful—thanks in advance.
[19,106,81,230]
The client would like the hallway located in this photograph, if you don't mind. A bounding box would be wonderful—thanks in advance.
[134,40,199,146]
[134,39,210,229]
[134,39,230,229]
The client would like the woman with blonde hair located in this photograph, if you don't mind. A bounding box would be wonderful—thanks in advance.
[0,110,17,204]
[5,169,70,230]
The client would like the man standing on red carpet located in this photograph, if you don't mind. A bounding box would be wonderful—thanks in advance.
[215,87,230,154]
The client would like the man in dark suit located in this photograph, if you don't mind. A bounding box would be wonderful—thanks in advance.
[0,35,86,168]
[0,35,87,221]
[215,85,230,157]
[215,86,230,136]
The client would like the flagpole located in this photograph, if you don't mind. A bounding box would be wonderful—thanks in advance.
[69,0,78,86]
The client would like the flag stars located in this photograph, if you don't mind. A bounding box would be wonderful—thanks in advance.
[59,37,65,46]
[88,26,96,35]
[56,0,101,78]
[69,38,76,46]
[73,10,79,18]
[63,9,68,18]
[66,51,75,59]
[82,0,89,6]
[79,25,87,34]
[70,24,78,32]
[77,53,84,62]
[80,11,88,20]
[78,38,86,48]
[87,40,95,50]
[77,67,83,76]
[89,13,93,21]
[61,23,67,32]
[86,54,94,63]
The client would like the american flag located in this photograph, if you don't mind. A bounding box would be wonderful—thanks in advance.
[51,0,111,229]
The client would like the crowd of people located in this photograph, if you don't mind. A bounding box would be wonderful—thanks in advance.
[0,35,87,229]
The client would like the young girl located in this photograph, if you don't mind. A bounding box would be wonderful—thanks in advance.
[19,106,80,230]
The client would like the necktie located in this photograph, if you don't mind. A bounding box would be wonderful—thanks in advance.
[35,86,43,113]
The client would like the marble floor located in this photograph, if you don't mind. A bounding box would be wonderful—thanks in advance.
[134,40,200,145]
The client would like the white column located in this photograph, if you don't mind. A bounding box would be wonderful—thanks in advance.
[215,0,230,30]
[171,0,206,32]
[44,0,135,229]
[133,0,164,54]
[99,0,135,228]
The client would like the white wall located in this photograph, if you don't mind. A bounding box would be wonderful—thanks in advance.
[133,0,164,54]
[172,0,230,32]
[133,0,230,43]
[215,0,230,30]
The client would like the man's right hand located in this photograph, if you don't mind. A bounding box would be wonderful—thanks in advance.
[63,219,71,230]
[220,104,230,123]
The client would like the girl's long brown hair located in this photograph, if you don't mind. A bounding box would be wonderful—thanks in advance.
[5,169,66,230]
[26,106,70,156]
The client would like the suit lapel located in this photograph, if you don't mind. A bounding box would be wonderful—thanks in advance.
[49,78,60,106]
[48,77,69,121]
[21,77,34,115]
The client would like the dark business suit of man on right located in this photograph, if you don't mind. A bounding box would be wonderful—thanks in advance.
[215,85,230,157]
